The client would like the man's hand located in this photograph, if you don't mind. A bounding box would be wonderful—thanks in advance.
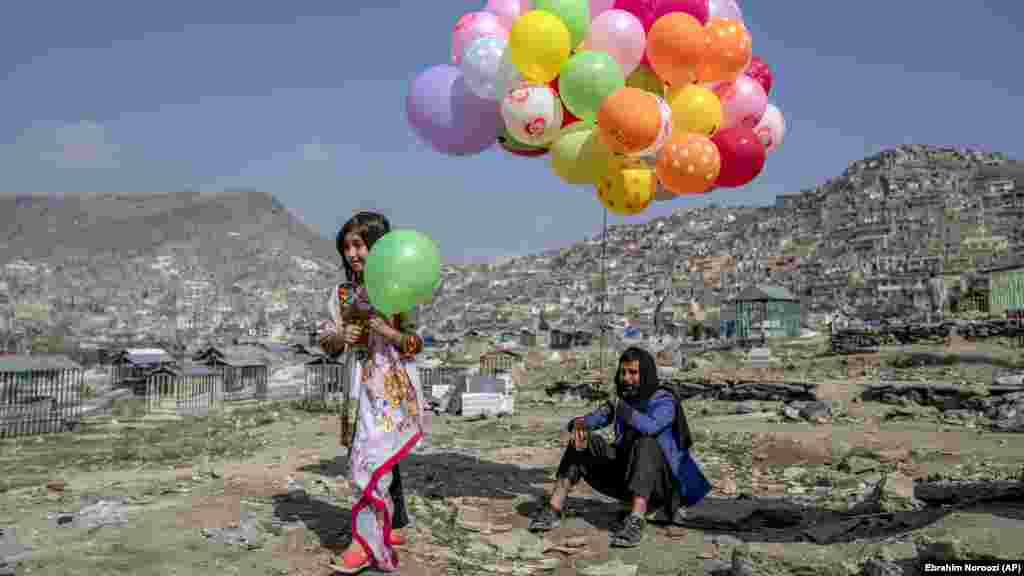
[573,418,587,451]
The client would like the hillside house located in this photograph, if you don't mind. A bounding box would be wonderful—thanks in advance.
[480,349,521,376]
[733,285,802,340]
[549,328,573,350]
[110,348,176,387]
[987,262,1024,318]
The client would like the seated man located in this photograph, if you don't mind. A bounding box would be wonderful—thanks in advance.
[529,346,711,548]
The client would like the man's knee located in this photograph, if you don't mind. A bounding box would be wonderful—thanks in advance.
[633,436,660,456]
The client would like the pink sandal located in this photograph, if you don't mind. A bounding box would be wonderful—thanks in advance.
[328,547,370,574]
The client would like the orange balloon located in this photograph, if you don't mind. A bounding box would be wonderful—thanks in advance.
[698,17,752,83]
[655,133,721,195]
[596,87,663,155]
[645,13,707,87]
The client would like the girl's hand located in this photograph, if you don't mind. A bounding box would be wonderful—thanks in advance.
[368,316,400,343]
[318,320,338,339]
[341,323,364,344]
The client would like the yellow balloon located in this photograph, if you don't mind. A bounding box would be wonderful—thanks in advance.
[625,65,666,97]
[550,123,597,184]
[665,84,723,137]
[509,11,572,84]
[595,157,655,215]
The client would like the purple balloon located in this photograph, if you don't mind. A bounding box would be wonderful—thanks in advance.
[406,64,503,156]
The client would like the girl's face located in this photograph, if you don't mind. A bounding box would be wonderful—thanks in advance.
[342,231,370,275]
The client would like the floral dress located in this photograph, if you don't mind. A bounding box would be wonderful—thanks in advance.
[322,282,425,571]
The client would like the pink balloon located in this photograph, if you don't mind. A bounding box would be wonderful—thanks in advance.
[712,75,767,130]
[754,103,785,152]
[590,0,616,18]
[485,0,527,31]
[451,12,508,66]
[653,0,709,26]
[584,9,646,76]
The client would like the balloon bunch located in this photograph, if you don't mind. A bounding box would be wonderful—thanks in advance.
[406,0,786,215]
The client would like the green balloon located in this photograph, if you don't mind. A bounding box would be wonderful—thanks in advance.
[365,230,441,316]
[577,128,615,183]
[550,123,600,184]
[532,0,590,49]
[558,51,625,124]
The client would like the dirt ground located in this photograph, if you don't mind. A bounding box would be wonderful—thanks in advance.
[2,340,1024,575]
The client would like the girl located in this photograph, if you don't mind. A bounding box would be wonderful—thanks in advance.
[318,211,426,573]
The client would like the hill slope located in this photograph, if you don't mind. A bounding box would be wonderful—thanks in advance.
[0,190,339,267]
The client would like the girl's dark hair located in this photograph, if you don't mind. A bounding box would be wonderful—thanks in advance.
[614,346,660,403]
[337,211,391,281]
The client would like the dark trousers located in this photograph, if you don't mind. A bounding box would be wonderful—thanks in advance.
[556,434,681,518]
[390,463,409,529]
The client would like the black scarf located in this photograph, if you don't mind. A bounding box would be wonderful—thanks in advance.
[615,386,694,452]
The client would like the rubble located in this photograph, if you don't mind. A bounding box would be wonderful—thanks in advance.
[863,382,1024,431]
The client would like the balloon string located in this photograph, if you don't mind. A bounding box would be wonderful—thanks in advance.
[599,207,608,383]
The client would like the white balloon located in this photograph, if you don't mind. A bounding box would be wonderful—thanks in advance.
[500,83,564,146]
[754,103,786,152]
[461,36,508,100]
[494,47,523,100]
[708,0,744,24]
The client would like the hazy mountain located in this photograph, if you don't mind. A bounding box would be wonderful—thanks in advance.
[0,190,339,267]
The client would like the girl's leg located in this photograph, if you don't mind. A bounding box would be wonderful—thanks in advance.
[390,464,409,529]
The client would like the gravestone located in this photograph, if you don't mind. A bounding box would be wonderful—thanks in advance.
[748,347,773,369]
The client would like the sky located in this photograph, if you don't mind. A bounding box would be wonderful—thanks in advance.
[1,1,1021,264]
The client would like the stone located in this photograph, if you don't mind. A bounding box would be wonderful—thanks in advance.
[200,511,263,550]
[74,500,129,530]
[863,558,904,576]
[485,529,546,560]
[799,400,832,420]
[577,559,639,576]
[735,401,757,415]
[712,534,744,547]
[839,456,880,474]
[702,558,731,575]
[174,466,195,482]
[46,480,67,492]
[0,527,33,568]
[782,406,802,420]
[731,547,755,576]
[917,538,963,563]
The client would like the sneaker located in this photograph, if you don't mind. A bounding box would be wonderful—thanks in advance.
[528,503,562,532]
[609,513,645,548]
[672,506,690,525]
[610,509,630,532]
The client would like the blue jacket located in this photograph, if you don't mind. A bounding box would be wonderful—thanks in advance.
[571,389,711,507]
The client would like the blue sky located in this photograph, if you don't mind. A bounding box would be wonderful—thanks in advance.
[1,1,1021,263]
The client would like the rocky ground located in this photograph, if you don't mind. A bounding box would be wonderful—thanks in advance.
[2,337,1024,576]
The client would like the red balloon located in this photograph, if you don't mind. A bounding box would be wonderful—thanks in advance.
[711,126,766,187]
[653,0,710,26]
[745,56,774,96]
[548,77,581,127]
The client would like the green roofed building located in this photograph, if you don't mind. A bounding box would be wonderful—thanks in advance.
[987,262,1024,318]
[732,284,802,340]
